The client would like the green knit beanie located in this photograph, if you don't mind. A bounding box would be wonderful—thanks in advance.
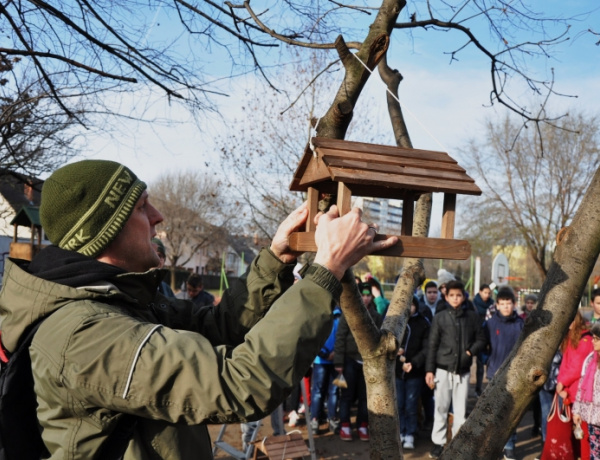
[40,160,147,258]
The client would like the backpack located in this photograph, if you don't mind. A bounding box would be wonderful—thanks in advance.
[0,320,48,460]
[0,320,137,459]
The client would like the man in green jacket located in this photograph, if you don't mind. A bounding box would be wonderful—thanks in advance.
[0,159,396,459]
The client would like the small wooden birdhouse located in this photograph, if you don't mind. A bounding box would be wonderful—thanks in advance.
[289,138,481,260]
[9,205,46,260]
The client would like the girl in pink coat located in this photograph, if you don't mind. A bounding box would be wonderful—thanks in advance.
[557,312,594,403]
[556,311,593,459]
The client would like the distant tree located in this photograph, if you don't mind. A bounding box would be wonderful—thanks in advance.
[0,55,81,180]
[151,171,234,286]
[460,112,600,279]
[218,51,384,239]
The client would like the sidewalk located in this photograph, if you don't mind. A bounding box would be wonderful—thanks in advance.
[211,368,544,459]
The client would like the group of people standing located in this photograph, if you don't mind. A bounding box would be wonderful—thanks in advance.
[417,275,600,460]
[300,265,600,460]
[150,246,600,460]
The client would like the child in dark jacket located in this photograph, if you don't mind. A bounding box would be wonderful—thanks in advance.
[473,283,494,395]
[425,280,486,458]
[484,287,523,460]
[396,297,429,450]
[334,283,383,442]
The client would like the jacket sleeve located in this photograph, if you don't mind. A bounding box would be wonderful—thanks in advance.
[558,337,594,399]
[333,313,349,367]
[483,320,491,354]
[33,263,341,425]
[373,296,390,316]
[467,313,487,356]
[152,248,295,346]
[409,319,429,370]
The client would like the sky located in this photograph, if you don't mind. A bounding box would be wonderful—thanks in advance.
[72,0,600,213]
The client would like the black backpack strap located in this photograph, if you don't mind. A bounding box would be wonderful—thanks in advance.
[1,318,138,460]
[99,414,138,460]
[0,319,50,460]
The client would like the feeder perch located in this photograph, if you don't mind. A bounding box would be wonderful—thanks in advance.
[289,138,482,260]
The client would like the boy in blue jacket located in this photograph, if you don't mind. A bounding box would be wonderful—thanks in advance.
[485,287,524,460]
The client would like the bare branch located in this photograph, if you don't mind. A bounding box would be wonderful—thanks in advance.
[0,48,137,82]
[175,0,278,47]
[233,1,362,50]
[280,59,340,115]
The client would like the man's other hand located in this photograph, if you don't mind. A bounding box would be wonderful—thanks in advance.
[270,202,308,264]
[313,205,398,280]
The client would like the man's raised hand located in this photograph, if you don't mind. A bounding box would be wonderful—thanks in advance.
[313,205,397,280]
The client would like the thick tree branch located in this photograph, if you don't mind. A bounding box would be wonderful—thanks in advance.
[445,165,600,458]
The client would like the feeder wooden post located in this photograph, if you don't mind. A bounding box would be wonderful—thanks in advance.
[401,196,414,236]
[306,187,319,232]
[337,182,352,216]
[441,193,456,239]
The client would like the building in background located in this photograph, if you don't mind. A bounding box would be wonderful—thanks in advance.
[354,197,403,234]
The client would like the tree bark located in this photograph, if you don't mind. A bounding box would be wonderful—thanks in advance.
[308,2,408,458]
[445,166,600,458]
[315,0,405,140]
[359,55,433,459]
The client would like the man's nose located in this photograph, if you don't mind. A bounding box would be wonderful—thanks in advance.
[150,204,164,225]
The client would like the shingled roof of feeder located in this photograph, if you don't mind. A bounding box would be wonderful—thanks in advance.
[290,138,482,199]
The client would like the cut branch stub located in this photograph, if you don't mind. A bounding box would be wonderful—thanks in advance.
[367,33,390,69]
[334,35,352,65]
[333,100,354,125]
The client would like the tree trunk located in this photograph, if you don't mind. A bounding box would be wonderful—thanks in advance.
[445,166,600,458]
[358,55,434,459]
[311,2,411,457]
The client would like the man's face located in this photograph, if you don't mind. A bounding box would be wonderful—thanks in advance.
[525,299,536,311]
[480,288,491,302]
[187,284,202,298]
[425,287,438,304]
[99,191,164,272]
[446,288,464,309]
[497,298,515,317]
[591,296,600,317]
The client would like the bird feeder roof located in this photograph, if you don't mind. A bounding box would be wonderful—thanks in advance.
[290,138,481,199]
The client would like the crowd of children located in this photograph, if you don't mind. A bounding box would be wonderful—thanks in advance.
[273,273,600,460]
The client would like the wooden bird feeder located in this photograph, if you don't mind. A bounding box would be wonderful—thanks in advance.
[289,138,482,260]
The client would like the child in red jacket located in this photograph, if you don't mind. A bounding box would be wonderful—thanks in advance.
[556,310,593,458]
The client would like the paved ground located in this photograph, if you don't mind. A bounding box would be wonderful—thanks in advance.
[211,381,544,460]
